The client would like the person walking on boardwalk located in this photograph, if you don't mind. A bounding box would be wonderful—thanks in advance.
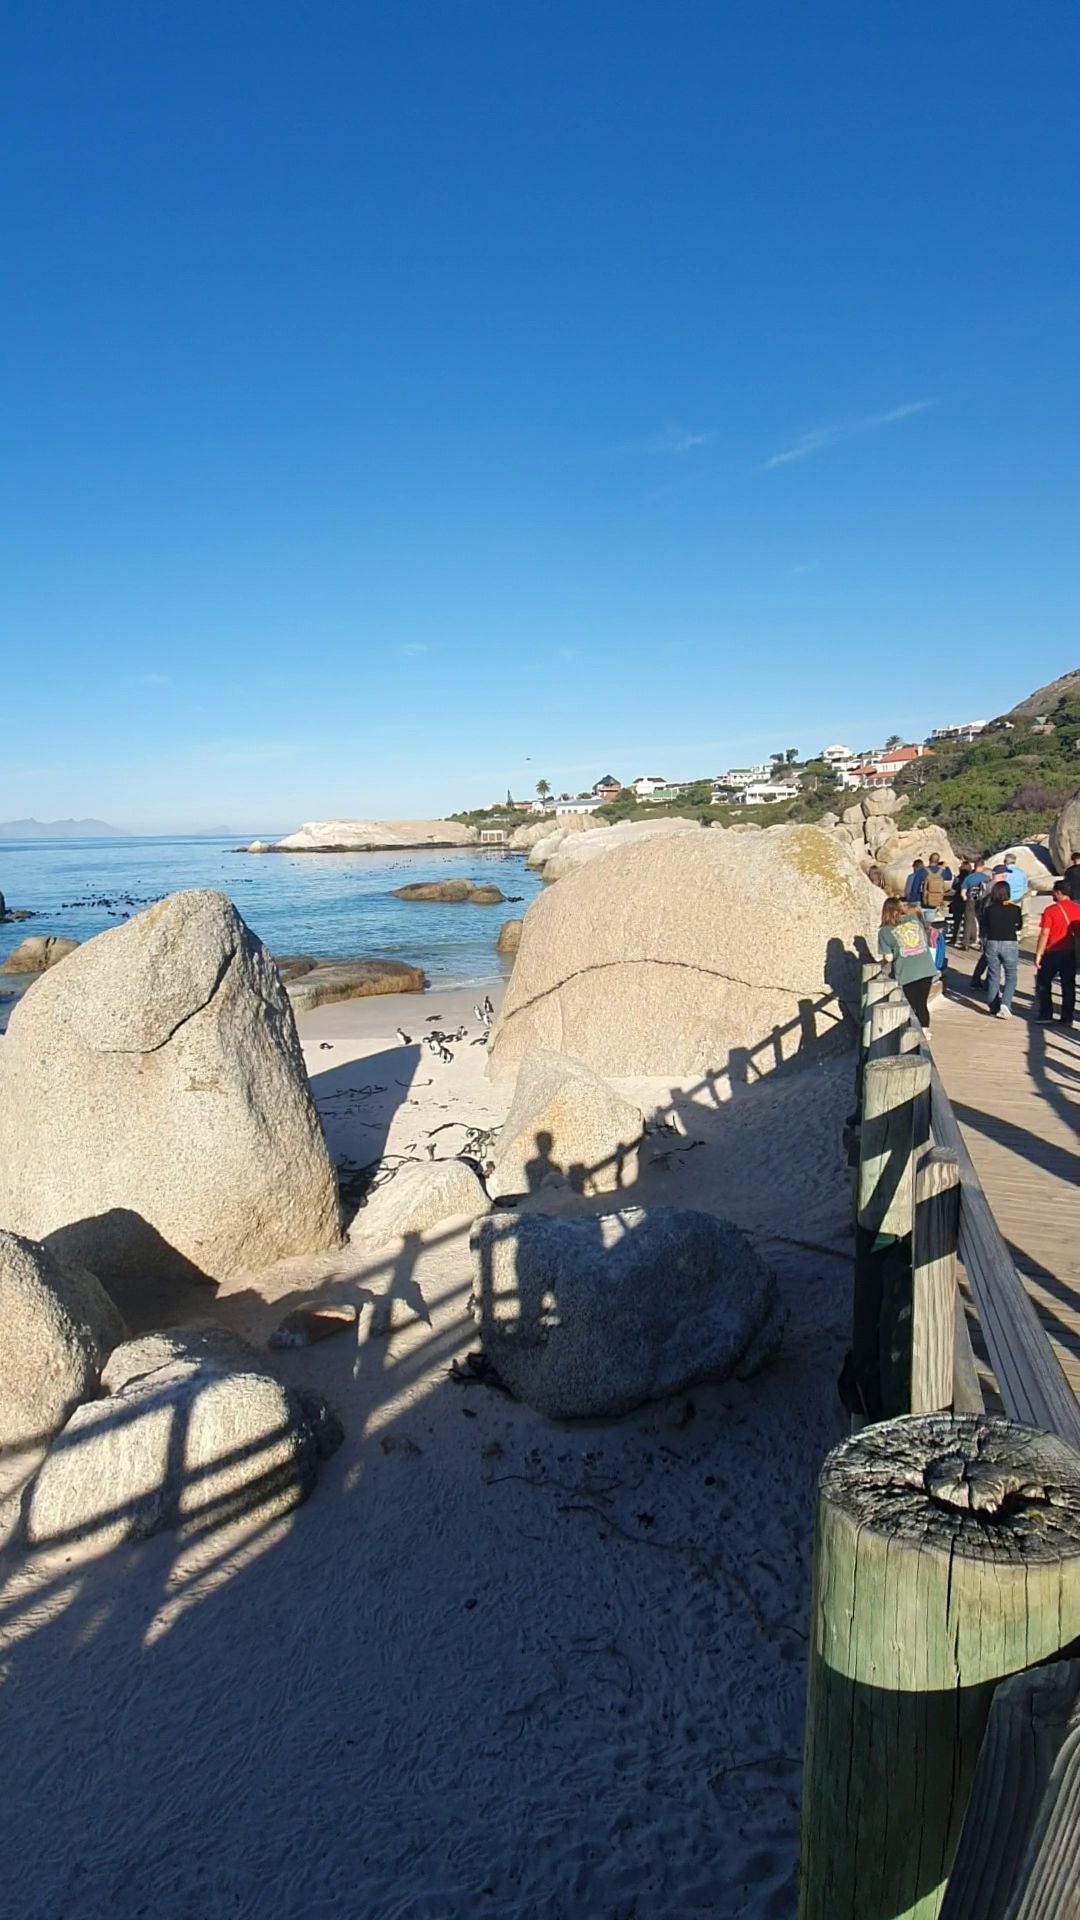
[958,857,993,951]
[1002,852,1028,907]
[904,859,926,905]
[980,880,1023,1019]
[877,896,937,1029]
[948,861,973,945]
[1034,882,1080,1027]
[920,855,951,984]
[1062,850,1080,904]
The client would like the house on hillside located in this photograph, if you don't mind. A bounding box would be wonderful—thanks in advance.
[715,763,772,792]
[735,782,800,806]
[845,745,934,789]
[592,775,622,801]
[929,721,988,746]
[554,795,605,816]
[631,775,668,799]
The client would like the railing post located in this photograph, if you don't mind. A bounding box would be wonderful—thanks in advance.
[851,1051,932,1420]
[800,1415,1080,1920]
[939,1659,1080,1920]
[912,1148,960,1415]
[868,992,913,1062]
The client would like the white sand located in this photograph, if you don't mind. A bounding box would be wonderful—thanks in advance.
[0,983,854,1920]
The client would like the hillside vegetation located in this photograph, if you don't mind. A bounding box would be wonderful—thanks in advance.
[894,685,1080,855]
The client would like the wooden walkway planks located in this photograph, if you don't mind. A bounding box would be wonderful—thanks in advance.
[930,950,1080,1403]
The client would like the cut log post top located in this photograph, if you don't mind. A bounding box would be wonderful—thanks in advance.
[801,1413,1080,1920]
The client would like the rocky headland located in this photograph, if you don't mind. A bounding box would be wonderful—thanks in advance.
[246,818,479,853]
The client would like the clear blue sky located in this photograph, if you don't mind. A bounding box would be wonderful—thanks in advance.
[2,2,1078,830]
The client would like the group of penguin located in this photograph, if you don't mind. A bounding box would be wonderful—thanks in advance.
[396,995,494,1065]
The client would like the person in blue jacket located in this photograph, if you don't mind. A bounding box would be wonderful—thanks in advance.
[904,859,926,905]
[1003,853,1028,906]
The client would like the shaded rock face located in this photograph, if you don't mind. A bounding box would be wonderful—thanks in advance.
[0,891,342,1289]
[496,919,523,955]
[469,1207,783,1420]
[0,1230,126,1453]
[489,1052,644,1200]
[287,959,425,1011]
[1050,789,1080,875]
[393,880,506,905]
[0,935,79,974]
[353,1159,490,1243]
[489,825,880,1079]
[23,1330,342,1553]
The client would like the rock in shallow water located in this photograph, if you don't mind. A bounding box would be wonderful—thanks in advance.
[0,935,79,974]
[468,1206,784,1419]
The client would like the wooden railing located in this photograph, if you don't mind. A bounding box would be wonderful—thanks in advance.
[800,961,1080,1920]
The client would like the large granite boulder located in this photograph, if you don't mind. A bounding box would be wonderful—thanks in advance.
[0,1230,126,1453]
[861,788,901,817]
[1050,790,1080,875]
[469,1206,783,1419]
[986,843,1057,895]
[489,824,880,1079]
[0,891,342,1288]
[287,958,425,1011]
[541,817,700,883]
[877,826,961,897]
[353,1159,490,1243]
[1,935,79,974]
[22,1330,342,1552]
[489,1051,644,1199]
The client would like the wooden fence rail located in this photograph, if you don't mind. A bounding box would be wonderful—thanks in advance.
[799,963,1080,1920]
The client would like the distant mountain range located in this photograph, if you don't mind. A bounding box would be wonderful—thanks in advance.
[0,817,123,840]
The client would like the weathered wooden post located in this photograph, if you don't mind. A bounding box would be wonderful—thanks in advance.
[939,1658,1080,1919]
[912,1149,961,1415]
[851,1051,931,1419]
[801,1414,1080,1920]
[867,993,912,1062]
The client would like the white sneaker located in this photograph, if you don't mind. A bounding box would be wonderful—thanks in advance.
[997,1006,1012,1019]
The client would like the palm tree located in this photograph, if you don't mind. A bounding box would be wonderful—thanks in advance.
[885,734,903,750]
[536,778,551,803]
[785,746,799,765]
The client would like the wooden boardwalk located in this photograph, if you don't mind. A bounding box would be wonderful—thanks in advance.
[930,949,1080,1402]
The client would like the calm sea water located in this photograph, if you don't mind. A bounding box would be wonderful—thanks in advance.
[0,836,541,988]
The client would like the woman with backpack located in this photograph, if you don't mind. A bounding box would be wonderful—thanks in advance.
[980,879,1023,1018]
[877,896,937,1028]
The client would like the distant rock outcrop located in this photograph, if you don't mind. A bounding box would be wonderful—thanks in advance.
[0,890,342,1288]
[496,919,523,955]
[286,959,425,1011]
[250,819,478,852]
[393,880,505,904]
[469,1207,783,1420]
[0,1230,126,1454]
[1,935,80,974]
[490,824,880,1079]
[1005,670,1080,722]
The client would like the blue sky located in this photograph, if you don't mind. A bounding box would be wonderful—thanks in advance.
[2,1,1078,830]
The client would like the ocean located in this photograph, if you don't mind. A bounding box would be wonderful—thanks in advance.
[0,835,542,990]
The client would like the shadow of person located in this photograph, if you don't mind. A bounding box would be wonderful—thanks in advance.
[524,1129,561,1193]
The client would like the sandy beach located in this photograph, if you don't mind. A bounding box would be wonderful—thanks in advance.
[0,980,854,1920]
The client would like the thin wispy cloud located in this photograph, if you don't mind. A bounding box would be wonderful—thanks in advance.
[645,425,713,456]
[398,643,428,657]
[132,671,172,686]
[761,399,935,471]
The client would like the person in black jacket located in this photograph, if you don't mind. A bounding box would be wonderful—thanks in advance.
[1063,851,1080,904]
[981,880,1024,1017]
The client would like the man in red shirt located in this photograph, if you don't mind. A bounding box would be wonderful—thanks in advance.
[1034,882,1080,1026]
